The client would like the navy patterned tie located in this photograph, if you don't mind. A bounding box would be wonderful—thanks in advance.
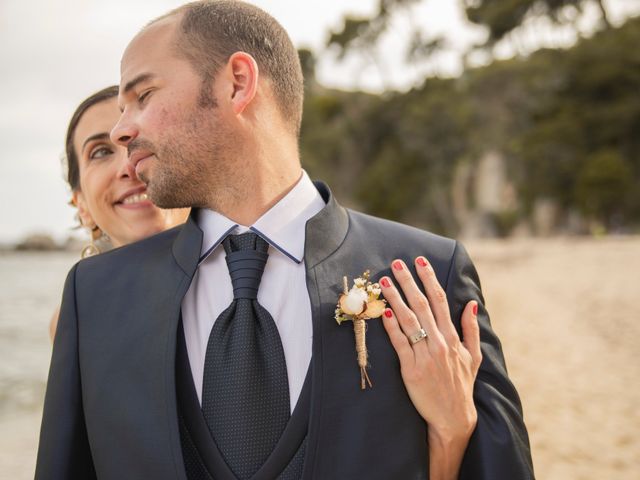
[202,232,290,480]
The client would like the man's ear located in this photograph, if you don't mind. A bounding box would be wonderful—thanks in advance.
[227,51,259,115]
[72,190,96,230]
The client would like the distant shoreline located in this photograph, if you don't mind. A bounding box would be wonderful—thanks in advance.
[1,232,107,253]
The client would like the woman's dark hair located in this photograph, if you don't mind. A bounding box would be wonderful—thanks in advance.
[64,85,119,191]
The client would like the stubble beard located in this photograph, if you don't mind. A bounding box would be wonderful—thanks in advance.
[137,81,244,212]
[145,120,238,211]
[140,138,200,209]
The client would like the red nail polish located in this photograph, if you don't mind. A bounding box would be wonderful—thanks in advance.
[380,277,391,288]
[472,303,478,316]
[416,257,427,267]
[392,261,403,271]
[384,309,393,318]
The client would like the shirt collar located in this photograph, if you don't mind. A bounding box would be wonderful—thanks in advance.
[196,170,326,265]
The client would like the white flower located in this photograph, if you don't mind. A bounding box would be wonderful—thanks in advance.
[340,287,368,315]
[354,277,366,288]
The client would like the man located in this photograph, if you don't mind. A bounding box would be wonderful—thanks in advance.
[36,1,533,479]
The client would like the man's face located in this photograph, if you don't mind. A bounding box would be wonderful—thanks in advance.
[111,17,235,209]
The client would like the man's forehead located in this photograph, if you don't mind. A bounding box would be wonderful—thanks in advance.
[120,16,179,79]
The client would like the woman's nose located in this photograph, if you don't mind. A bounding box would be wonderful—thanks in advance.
[115,147,138,180]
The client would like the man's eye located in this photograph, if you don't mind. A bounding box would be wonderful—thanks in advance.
[89,146,113,160]
[138,90,152,104]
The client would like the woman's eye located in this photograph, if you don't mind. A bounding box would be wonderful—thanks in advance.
[89,146,113,160]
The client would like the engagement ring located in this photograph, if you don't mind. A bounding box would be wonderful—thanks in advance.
[409,328,428,344]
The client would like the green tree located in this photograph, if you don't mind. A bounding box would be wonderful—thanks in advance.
[464,0,612,47]
[301,16,640,236]
[576,150,633,227]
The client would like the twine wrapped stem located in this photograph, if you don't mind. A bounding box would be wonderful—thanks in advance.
[353,318,372,389]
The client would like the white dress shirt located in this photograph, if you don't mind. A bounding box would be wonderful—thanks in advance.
[181,171,326,412]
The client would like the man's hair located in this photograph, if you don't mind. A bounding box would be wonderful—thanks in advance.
[64,86,120,191]
[153,1,304,136]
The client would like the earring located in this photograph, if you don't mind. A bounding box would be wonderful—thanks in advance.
[81,225,101,259]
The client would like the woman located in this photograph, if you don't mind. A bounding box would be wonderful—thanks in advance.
[49,86,189,339]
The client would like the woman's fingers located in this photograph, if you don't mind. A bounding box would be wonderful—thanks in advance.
[414,256,460,345]
[380,275,429,356]
[381,308,416,368]
[388,260,442,343]
[461,300,482,373]
[380,258,481,376]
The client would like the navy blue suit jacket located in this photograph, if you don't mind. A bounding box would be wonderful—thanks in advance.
[36,183,533,479]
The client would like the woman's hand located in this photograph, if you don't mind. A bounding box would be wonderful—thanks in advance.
[379,256,482,480]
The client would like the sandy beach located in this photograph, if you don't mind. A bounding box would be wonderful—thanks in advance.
[1,237,639,479]
[465,237,640,479]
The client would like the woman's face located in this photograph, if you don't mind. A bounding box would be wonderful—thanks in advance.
[72,97,187,247]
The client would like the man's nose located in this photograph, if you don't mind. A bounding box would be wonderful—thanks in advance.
[110,113,138,147]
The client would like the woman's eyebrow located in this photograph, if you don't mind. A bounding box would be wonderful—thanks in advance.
[82,132,110,151]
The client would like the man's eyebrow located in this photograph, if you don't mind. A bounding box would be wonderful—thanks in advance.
[82,132,110,152]
[122,73,155,96]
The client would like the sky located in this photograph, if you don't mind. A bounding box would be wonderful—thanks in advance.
[0,0,637,244]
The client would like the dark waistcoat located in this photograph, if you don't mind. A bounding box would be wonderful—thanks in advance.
[176,322,310,480]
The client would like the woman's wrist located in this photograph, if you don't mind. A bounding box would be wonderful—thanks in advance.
[427,421,476,480]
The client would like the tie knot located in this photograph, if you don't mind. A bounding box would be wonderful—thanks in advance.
[223,232,269,254]
[223,233,269,299]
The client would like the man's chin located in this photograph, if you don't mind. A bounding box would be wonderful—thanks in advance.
[146,184,179,209]
[137,171,151,185]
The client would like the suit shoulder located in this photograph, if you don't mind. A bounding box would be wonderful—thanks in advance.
[76,224,182,274]
[346,209,457,262]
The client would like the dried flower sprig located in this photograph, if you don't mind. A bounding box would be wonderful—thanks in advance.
[335,270,386,389]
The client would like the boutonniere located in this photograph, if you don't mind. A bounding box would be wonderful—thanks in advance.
[335,270,386,389]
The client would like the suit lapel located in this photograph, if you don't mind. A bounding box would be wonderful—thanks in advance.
[173,211,204,276]
[163,212,203,480]
[301,183,350,479]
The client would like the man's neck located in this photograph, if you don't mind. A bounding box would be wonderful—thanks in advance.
[212,166,303,227]
[203,124,303,225]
